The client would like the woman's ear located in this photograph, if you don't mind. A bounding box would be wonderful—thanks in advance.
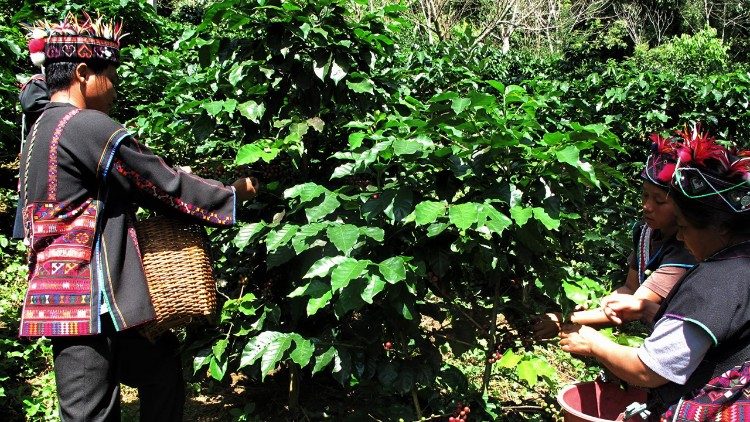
[74,62,90,84]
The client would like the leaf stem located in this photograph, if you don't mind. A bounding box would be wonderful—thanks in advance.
[481,276,502,395]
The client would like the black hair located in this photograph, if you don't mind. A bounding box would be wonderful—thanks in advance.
[45,60,111,94]
[670,188,750,236]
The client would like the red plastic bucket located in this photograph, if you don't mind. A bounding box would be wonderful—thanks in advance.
[557,380,648,422]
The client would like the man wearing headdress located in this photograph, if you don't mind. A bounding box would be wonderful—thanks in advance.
[17,13,258,421]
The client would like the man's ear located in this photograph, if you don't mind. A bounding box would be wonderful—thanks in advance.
[74,62,90,84]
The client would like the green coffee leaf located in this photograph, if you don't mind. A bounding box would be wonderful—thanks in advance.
[533,207,560,230]
[209,356,227,381]
[306,193,341,222]
[307,288,334,316]
[451,97,471,115]
[212,339,228,361]
[233,222,266,250]
[361,274,386,303]
[260,334,293,379]
[266,225,299,252]
[239,331,284,369]
[326,224,361,255]
[510,206,533,226]
[360,227,384,242]
[202,100,224,116]
[497,349,522,368]
[284,183,326,202]
[330,258,370,292]
[312,347,336,374]
[449,203,479,230]
[346,78,374,94]
[303,256,347,279]
[555,145,580,167]
[235,143,279,165]
[516,360,538,386]
[289,335,314,367]
[379,256,406,284]
[393,138,421,155]
[478,204,512,235]
[414,201,447,226]
[238,100,265,123]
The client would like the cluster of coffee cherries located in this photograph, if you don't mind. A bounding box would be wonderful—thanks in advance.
[427,271,440,283]
[487,342,505,364]
[448,403,471,421]
[257,162,287,181]
[344,174,374,190]
[260,271,283,298]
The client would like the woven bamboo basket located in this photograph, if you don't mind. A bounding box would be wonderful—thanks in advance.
[135,215,217,341]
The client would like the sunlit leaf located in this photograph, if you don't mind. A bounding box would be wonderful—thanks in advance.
[326,224,360,255]
[330,258,370,291]
[379,256,406,284]
[449,203,479,230]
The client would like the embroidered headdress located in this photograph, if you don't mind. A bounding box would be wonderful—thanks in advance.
[22,12,127,68]
[641,132,679,187]
[672,124,750,213]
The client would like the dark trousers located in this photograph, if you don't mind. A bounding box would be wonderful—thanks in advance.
[51,316,184,421]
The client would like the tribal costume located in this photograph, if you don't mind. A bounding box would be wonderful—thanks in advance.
[15,13,240,421]
[18,103,235,336]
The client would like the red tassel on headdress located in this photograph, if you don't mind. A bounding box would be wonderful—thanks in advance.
[674,124,728,170]
[28,38,45,53]
[656,162,676,183]
[649,133,675,154]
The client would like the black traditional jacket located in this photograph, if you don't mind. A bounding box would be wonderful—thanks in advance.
[650,241,750,412]
[18,102,235,336]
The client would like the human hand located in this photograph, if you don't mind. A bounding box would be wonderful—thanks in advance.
[600,294,646,325]
[232,177,260,201]
[531,313,562,340]
[559,324,607,357]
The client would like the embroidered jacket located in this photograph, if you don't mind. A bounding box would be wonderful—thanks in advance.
[18,102,235,337]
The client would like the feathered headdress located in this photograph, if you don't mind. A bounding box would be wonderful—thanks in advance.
[672,123,750,213]
[21,12,128,68]
[641,132,679,187]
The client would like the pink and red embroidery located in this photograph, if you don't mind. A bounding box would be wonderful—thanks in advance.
[21,198,97,337]
[113,158,233,225]
[47,109,80,201]
[660,361,750,421]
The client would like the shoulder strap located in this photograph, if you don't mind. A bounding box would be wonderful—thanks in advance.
[638,225,653,284]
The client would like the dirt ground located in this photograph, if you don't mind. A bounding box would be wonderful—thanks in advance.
[121,375,253,421]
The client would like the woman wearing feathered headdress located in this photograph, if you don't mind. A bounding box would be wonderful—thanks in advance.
[16,12,258,420]
[561,125,750,420]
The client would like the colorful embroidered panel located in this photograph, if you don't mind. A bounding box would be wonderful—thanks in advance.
[20,200,97,337]
[660,361,750,421]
